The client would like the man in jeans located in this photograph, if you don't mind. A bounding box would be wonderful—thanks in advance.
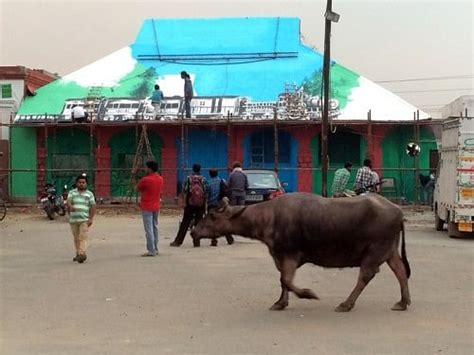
[67,174,96,263]
[228,161,248,206]
[170,163,206,247]
[137,161,164,257]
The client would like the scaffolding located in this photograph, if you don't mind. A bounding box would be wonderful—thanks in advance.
[0,107,442,204]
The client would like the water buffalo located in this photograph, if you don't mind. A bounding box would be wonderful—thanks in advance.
[191,193,411,312]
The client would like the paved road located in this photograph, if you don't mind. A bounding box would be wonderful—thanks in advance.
[0,210,473,355]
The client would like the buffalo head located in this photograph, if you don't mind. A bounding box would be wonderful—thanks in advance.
[191,198,246,243]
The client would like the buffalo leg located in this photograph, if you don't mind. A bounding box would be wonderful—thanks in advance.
[270,281,290,311]
[280,258,319,301]
[335,265,378,312]
[387,253,411,311]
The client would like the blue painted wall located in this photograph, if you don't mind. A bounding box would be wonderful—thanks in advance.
[243,129,298,192]
[130,17,323,102]
[176,128,228,192]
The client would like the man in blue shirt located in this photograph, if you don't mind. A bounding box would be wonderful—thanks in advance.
[151,84,164,117]
[207,168,234,246]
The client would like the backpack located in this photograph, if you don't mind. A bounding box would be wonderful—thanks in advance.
[188,175,205,207]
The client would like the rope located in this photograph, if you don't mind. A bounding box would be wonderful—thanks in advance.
[152,19,161,57]
[273,17,280,55]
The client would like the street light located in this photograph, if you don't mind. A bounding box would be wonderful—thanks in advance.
[321,0,340,197]
[325,10,340,23]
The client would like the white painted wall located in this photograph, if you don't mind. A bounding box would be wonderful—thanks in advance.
[0,79,24,140]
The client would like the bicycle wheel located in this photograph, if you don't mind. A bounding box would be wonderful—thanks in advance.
[0,202,6,221]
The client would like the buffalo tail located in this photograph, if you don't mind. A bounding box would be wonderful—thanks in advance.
[401,221,411,279]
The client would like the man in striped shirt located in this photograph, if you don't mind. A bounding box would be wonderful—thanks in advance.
[331,162,353,197]
[67,174,96,263]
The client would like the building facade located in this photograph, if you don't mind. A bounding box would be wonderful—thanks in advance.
[0,66,58,197]
[9,18,438,202]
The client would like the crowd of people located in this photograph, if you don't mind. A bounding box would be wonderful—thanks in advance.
[65,160,248,262]
[66,157,432,262]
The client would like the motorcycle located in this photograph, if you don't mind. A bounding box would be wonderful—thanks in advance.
[342,181,385,198]
[40,183,67,220]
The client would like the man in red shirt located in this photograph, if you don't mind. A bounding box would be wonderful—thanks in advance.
[136,161,164,256]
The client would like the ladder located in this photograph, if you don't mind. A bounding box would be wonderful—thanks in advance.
[124,124,155,203]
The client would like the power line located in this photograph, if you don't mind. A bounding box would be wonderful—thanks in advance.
[375,74,474,83]
[393,88,474,94]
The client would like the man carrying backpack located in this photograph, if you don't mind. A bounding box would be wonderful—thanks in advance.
[170,163,207,247]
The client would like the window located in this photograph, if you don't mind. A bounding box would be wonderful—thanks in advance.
[250,130,291,166]
[1,84,12,98]
[318,130,361,165]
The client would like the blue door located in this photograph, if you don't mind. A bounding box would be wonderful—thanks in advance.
[243,129,297,192]
[176,128,228,193]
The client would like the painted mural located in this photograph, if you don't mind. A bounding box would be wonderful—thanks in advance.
[15,17,430,123]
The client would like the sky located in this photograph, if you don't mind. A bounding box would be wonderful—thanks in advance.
[0,0,472,118]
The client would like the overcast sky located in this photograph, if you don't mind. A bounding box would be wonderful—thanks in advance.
[0,0,472,117]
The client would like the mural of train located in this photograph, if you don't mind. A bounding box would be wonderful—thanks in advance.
[15,91,340,122]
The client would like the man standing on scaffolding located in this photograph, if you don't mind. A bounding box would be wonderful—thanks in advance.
[181,71,193,118]
[150,84,164,118]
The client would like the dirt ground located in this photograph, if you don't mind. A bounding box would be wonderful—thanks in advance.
[0,206,473,355]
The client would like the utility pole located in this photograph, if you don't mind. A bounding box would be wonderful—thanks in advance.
[321,0,333,197]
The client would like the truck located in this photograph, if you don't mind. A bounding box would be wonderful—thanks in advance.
[434,96,474,238]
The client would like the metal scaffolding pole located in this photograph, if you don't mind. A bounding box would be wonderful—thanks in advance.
[321,0,333,197]
[367,110,373,162]
[273,108,279,173]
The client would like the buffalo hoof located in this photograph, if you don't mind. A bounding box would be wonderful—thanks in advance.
[391,301,408,311]
[299,288,319,300]
[270,302,288,311]
[335,302,354,312]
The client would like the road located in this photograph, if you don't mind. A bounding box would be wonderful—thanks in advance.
[0,208,473,355]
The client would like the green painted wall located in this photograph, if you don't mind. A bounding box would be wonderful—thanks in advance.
[303,63,360,110]
[381,126,437,202]
[109,129,162,197]
[311,131,367,195]
[18,63,156,116]
[11,127,37,198]
[46,128,96,191]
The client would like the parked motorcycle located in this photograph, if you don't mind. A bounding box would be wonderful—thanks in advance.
[40,183,67,220]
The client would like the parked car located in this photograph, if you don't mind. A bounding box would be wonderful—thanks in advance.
[244,169,286,204]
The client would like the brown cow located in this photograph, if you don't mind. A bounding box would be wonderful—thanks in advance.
[191,193,411,312]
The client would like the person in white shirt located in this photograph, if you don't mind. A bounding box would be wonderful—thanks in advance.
[71,105,89,123]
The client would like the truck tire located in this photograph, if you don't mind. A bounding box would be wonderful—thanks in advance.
[435,212,444,231]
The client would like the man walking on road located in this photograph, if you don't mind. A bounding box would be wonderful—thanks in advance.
[170,163,207,247]
[136,161,164,257]
[67,174,96,263]
[228,161,248,206]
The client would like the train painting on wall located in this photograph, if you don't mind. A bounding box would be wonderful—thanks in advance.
[14,91,340,122]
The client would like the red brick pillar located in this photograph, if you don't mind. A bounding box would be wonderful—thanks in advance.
[95,147,110,198]
[372,125,391,174]
[228,126,246,168]
[161,147,177,198]
[37,147,46,198]
[294,130,313,192]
